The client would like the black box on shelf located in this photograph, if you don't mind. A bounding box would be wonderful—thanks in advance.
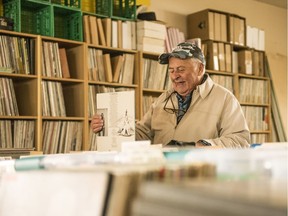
[0,16,14,31]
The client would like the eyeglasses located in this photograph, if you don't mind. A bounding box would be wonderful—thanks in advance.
[163,92,187,122]
[163,91,177,114]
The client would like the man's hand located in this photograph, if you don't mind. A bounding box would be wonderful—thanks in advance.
[195,141,221,149]
[91,114,104,133]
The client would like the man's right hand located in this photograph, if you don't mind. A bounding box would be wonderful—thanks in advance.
[91,114,104,133]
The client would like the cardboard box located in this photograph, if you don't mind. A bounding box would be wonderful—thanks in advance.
[187,9,228,42]
[187,9,215,41]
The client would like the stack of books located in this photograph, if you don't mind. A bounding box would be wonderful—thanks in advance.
[136,20,167,54]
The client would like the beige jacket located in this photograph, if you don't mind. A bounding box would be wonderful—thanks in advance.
[136,75,250,148]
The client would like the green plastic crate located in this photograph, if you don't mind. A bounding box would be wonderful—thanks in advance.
[113,0,135,19]
[3,0,52,36]
[96,0,110,16]
[3,0,19,31]
[96,0,136,20]
[51,0,81,9]
[21,1,52,35]
[53,6,83,41]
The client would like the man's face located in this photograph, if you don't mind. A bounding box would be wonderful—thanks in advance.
[168,57,204,98]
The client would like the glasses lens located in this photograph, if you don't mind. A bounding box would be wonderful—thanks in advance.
[164,107,176,114]
[163,92,178,114]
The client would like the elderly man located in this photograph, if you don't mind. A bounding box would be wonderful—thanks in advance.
[92,42,250,148]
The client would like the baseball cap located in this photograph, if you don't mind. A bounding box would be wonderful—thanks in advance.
[158,42,206,65]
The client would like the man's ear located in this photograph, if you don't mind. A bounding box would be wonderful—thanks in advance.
[198,63,205,76]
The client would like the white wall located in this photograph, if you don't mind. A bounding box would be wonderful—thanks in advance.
[148,0,288,139]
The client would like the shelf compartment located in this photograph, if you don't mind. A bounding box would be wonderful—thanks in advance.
[62,81,84,117]
[0,119,36,149]
[53,5,83,41]
[14,78,38,116]
[41,119,83,154]
[3,0,53,36]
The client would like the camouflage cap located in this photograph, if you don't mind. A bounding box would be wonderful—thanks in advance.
[158,42,205,65]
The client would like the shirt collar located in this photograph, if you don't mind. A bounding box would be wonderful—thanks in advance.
[176,91,192,103]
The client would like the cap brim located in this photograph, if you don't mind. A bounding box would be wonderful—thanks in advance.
[158,52,190,65]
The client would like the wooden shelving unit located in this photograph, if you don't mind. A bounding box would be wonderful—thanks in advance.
[0,7,272,154]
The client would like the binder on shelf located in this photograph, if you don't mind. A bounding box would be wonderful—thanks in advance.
[230,15,246,46]
[205,41,219,71]
[97,18,107,46]
[217,42,226,71]
[59,48,70,78]
[88,15,99,45]
[220,13,227,42]
[122,21,132,50]
[237,50,253,75]
[111,55,124,83]
[83,15,91,44]
[213,12,221,41]
[102,18,112,47]
[117,20,123,48]
[103,53,113,82]
[111,19,118,48]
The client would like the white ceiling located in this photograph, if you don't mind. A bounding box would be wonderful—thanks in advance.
[253,0,287,9]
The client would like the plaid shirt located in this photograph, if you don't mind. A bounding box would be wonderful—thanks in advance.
[176,92,192,124]
[175,75,207,124]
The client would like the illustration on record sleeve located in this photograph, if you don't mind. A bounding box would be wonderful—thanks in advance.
[96,91,135,151]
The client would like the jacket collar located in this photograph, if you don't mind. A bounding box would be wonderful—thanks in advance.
[195,73,214,99]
